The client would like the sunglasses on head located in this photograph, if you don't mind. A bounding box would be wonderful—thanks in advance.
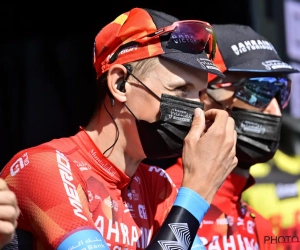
[109,20,216,63]
[208,77,292,109]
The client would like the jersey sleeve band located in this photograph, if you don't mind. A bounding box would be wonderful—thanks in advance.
[174,187,210,223]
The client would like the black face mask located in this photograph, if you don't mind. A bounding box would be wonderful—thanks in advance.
[134,94,204,159]
[230,107,282,169]
[121,65,204,160]
[126,93,204,160]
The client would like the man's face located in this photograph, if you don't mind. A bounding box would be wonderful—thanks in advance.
[125,57,208,123]
[202,72,282,117]
[105,57,208,161]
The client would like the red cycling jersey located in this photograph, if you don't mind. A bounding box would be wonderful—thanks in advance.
[166,158,276,250]
[0,128,178,250]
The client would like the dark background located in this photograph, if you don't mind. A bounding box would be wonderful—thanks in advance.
[0,1,253,168]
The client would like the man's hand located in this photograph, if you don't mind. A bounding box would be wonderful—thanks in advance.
[0,178,20,247]
[182,108,238,204]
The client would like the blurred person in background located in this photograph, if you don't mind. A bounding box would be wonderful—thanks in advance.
[0,178,19,248]
[243,113,300,250]
[164,24,299,249]
[0,8,238,250]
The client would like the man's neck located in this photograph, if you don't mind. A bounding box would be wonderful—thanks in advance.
[85,104,144,177]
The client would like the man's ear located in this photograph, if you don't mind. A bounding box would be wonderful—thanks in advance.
[106,64,128,105]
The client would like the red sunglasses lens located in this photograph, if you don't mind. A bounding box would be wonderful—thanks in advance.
[166,22,213,54]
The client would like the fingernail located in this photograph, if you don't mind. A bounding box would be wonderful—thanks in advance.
[194,108,201,117]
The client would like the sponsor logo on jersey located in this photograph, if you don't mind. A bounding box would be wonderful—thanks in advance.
[90,149,116,177]
[200,220,214,228]
[237,217,244,226]
[148,166,176,187]
[124,203,134,214]
[10,152,30,176]
[128,189,139,201]
[88,190,94,202]
[73,160,92,171]
[247,221,255,234]
[134,176,141,184]
[103,197,118,212]
[138,204,147,220]
[56,150,88,221]
[217,218,228,225]
[94,215,152,249]
[199,234,259,250]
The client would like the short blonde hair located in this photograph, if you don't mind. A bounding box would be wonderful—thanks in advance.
[95,56,159,108]
[129,57,159,80]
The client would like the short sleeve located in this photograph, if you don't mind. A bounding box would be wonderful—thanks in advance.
[0,146,96,249]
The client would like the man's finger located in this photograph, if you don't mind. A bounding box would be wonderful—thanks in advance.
[0,191,18,207]
[186,108,205,141]
[225,117,236,135]
[0,179,8,191]
[204,109,229,122]
[0,205,18,223]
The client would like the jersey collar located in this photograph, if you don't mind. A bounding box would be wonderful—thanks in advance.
[74,128,131,189]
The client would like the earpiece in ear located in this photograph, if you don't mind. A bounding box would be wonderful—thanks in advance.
[106,87,115,107]
[116,79,126,93]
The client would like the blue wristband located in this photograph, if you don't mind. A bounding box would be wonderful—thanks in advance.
[173,187,210,223]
